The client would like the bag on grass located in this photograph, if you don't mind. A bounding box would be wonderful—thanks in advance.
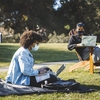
[43,79,80,90]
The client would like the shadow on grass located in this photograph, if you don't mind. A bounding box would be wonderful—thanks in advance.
[0,45,78,63]
[0,45,19,62]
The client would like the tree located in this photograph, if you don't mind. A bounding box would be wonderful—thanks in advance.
[58,0,100,34]
[0,0,55,33]
[0,0,100,36]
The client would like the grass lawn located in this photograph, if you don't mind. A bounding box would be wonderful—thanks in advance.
[0,43,100,100]
[0,43,77,67]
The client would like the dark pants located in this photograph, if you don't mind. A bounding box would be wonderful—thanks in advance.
[30,67,58,87]
[30,74,58,87]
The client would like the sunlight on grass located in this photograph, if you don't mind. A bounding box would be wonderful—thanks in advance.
[0,43,100,100]
[0,64,100,100]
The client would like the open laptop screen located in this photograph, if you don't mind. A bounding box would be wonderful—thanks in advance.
[81,36,97,46]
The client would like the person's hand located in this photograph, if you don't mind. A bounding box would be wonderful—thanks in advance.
[38,69,47,74]
[77,43,83,47]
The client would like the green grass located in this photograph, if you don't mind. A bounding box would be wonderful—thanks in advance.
[0,66,100,100]
[0,43,19,67]
[0,43,77,67]
[0,43,100,100]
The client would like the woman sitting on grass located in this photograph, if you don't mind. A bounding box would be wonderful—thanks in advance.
[6,30,58,87]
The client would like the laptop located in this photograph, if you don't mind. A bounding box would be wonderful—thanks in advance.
[81,36,97,46]
[35,64,66,83]
[55,64,66,76]
[46,64,66,76]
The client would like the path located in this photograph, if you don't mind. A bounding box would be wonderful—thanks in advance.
[0,60,78,72]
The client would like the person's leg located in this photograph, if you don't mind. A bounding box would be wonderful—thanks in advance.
[30,74,58,87]
[46,74,58,83]
[30,76,44,87]
[93,47,100,63]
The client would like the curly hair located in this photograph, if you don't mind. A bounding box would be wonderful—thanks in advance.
[20,30,42,48]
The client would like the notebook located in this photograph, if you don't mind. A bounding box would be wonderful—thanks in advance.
[35,64,66,83]
[81,36,97,46]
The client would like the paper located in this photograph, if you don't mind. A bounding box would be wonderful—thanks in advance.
[35,73,50,83]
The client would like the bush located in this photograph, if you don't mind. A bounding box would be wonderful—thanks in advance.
[2,31,69,43]
[2,33,20,43]
[47,32,69,43]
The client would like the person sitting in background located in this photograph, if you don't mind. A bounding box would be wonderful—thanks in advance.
[6,30,58,87]
[67,23,100,64]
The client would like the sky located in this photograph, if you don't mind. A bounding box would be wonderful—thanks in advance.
[53,0,62,10]
[53,0,70,10]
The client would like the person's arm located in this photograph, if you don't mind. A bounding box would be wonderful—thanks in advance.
[67,36,77,50]
[18,51,40,76]
[67,35,83,50]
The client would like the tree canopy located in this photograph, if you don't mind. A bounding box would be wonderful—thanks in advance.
[0,0,100,35]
